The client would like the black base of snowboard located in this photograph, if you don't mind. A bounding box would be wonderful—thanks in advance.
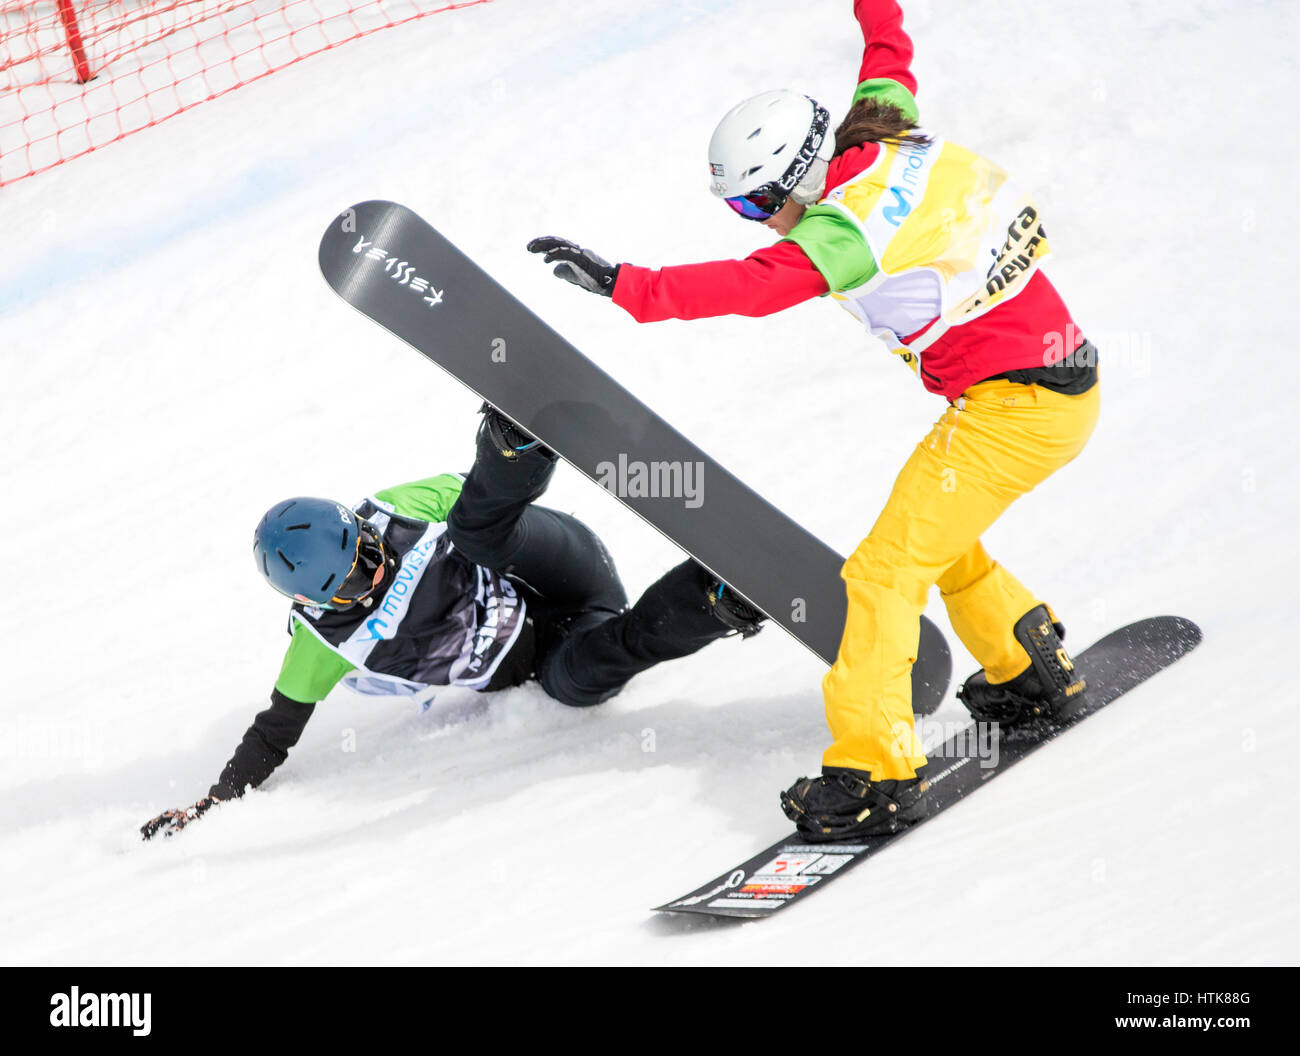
[318,201,952,712]
[657,616,1202,918]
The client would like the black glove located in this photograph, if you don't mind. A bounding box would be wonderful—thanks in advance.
[140,795,221,840]
[527,236,619,297]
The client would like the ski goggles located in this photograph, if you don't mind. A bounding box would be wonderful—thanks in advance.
[724,183,788,221]
[331,523,387,606]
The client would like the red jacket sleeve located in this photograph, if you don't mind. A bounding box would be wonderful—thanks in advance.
[611,241,829,323]
[854,0,917,96]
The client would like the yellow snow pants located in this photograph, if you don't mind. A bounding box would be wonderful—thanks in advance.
[822,376,1101,779]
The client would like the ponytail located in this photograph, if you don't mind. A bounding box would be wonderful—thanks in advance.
[833,97,932,155]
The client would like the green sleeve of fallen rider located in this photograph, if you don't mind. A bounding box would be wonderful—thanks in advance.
[274,621,356,703]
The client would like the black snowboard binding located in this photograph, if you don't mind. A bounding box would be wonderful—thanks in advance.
[957,604,1087,725]
[781,767,929,841]
[478,401,554,461]
[706,579,765,638]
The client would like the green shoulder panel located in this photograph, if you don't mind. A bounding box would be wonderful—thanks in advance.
[851,77,920,124]
[275,620,356,703]
[784,207,878,293]
[374,473,464,523]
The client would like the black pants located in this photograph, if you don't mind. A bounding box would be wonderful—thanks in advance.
[446,429,732,706]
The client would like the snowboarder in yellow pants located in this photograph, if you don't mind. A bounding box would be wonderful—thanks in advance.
[528,0,1103,840]
[822,375,1100,782]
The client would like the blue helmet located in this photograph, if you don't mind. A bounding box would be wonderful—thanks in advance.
[253,497,386,609]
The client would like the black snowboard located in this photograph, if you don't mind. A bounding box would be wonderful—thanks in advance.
[657,615,1202,918]
[318,201,952,712]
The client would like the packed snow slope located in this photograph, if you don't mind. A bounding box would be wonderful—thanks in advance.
[1,0,1296,966]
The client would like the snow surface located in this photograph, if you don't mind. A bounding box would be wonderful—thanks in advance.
[1,0,1297,966]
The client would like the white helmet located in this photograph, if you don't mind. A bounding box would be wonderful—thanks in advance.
[708,90,832,213]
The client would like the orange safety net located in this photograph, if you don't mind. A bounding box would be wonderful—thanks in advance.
[1,0,490,187]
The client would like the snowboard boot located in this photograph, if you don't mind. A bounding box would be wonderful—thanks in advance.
[478,401,554,461]
[448,403,560,556]
[538,561,742,707]
[957,604,1087,725]
[706,579,765,638]
[781,767,929,841]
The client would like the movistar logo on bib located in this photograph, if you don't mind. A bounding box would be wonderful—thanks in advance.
[882,186,913,226]
[882,137,933,227]
[362,535,439,642]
